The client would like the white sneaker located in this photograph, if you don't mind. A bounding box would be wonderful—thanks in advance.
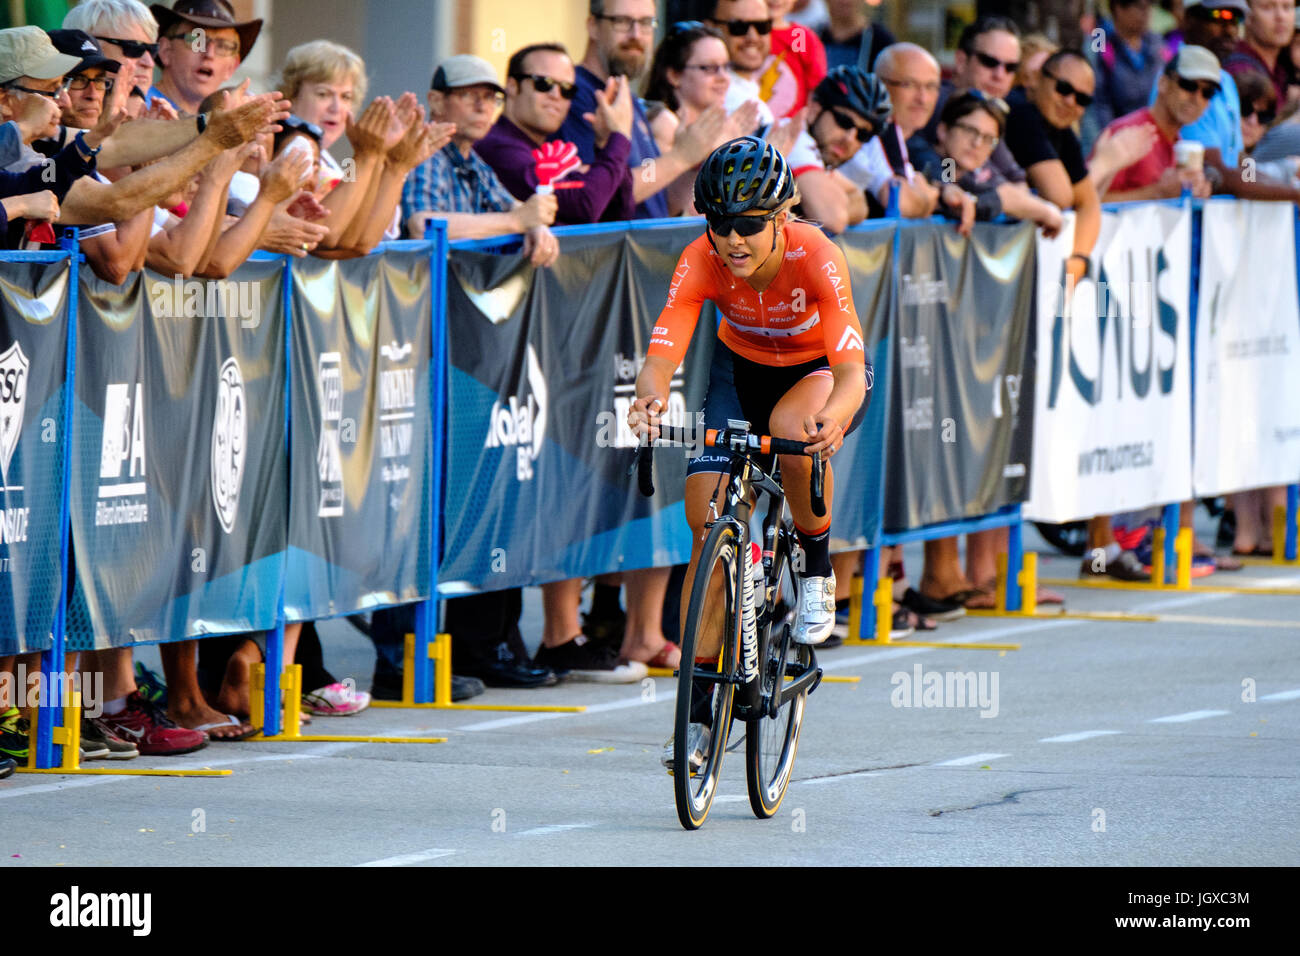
[661,723,711,773]
[792,573,836,645]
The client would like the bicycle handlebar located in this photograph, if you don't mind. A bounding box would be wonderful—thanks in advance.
[630,424,827,516]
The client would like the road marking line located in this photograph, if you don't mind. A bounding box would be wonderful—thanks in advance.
[932,752,1009,767]
[458,695,654,732]
[799,770,882,786]
[1260,688,1300,701]
[1140,592,1232,611]
[515,823,595,836]
[711,794,750,803]
[1148,710,1231,723]
[1040,730,1122,743]
[356,848,457,867]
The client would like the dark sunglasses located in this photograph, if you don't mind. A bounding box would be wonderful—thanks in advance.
[824,108,875,142]
[972,50,1020,74]
[513,73,577,99]
[1242,103,1276,124]
[710,17,773,37]
[1043,70,1094,107]
[706,209,777,237]
[1174,75,1220,100]
[94,35,159,58]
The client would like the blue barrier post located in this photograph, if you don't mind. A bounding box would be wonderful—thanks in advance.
[1161,502,1180,585]
[36,235,80,768]
[262,255,294,738]
[1006,518,1024,612]
[411,223,449,703]
[1287,484,1299,562]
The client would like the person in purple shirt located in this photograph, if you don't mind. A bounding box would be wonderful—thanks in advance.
[557,0,726,221]
[476,42,636,226]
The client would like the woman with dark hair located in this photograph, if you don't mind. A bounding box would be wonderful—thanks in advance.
[923,91,1063,234]
[643,21,760,213]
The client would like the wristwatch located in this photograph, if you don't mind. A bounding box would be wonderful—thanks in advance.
[1067,253,1091,272]
[196,112,208,134]
[74,130,101,158]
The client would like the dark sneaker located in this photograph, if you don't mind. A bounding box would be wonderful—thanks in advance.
[533,635,649,683]
[79,737,111,761]
[95,693,207,756]
[370,673,488,702]
[0,707,29,763]
[901,587,965,622]
[134,661,167,707]
[1079,549,1151,582]
[0,756,14,779]
[82,718,139,760]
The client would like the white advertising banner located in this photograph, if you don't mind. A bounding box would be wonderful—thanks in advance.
[1026,203,1194,523]
[1194,199,1300,495]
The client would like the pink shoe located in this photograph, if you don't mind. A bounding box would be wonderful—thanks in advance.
[301,682,371,716]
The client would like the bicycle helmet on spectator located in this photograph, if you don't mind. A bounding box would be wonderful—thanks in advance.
[694,135,796,217]
[812,66,892,133]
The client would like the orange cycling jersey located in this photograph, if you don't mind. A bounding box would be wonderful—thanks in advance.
[648,221,867,369]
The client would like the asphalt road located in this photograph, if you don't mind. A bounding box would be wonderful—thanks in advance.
[4,532,1300,867]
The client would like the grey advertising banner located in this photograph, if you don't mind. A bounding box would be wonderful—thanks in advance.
[285,249,433,620]
[67,263,286,648]
[0,259,70,654]
[884,221,1036,531]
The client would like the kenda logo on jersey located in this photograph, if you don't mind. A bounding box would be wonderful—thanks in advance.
[96,382,149,526]
[484,344,547,482]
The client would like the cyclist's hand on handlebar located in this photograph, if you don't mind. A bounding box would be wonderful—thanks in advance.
[628,395,665,443]
[802,413,845,457]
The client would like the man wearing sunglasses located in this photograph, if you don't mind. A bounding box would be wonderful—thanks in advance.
[478,42,639,229]
[62,0,160,116]
[1156,1,1249,167]
[1224,0,1298,105]
[1093,44,1217,201]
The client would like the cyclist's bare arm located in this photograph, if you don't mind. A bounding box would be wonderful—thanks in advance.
[802,362,866,456]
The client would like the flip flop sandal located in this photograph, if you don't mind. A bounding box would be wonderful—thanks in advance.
[1231,546,1273,557]
[193,714,258,742]
[645,641,682,669]
[1036,588,1066,605]
[961,586,997,610]
[905,609,938,632]
[1214,554,1244,572]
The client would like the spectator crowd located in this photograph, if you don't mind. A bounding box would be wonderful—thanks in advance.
[4,0,1299,774]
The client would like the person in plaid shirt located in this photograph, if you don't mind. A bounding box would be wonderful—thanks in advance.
[400,54,558,266]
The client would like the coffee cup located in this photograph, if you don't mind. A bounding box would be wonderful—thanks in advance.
[1174,140,1204,172]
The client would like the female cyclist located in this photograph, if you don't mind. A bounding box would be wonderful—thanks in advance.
[628,135,871,656]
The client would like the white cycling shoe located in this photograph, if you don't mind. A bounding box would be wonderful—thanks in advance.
[792,573,837,645]
[661,723,711,774]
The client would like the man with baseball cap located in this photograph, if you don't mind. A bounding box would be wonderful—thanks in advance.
[1095,44,1218,200]
[1157,0,1249,165]
[149,0,262,114]
[388,54,563,693]
[0,25,76,168]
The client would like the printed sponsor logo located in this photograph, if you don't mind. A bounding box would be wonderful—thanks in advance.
[835,326,864,353]
[605,351,686,449]
[484,344,547,482]
[901,272,949,306]
[899,335,931,373]
[316,353,344,517]
[96,382,149,526]
[210,357,245,534]
[820,259,850,312]
[665,258,691,309]
[0,341,27,488]
[379,340,416,501]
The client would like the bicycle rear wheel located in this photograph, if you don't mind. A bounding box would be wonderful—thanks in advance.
[746,532,811,818]
[673,519,742,830]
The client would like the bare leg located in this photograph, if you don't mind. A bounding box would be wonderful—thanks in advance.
[619,566,679,666]
[162,640,253,737]
[831,551,861,601]
[919,537,975,600]
[965,528,1005,588]
[541,578,585,648]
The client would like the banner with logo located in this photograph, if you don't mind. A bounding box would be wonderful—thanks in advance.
[1194,200,1300,494]
[284,249,432,621]
[67,264,286,648]
[883,221,1036,531]
[1025,204,1194,523]
[440,223,894,593]
[0,259,70,654]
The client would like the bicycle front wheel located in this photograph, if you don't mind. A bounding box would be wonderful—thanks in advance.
[746,532,811,818]
[673,519,742,830]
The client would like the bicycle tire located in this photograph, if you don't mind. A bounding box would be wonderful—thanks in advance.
[673,519,742,830]
[745,530,809,818]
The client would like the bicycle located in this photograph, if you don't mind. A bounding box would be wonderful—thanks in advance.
[633,418,825,830]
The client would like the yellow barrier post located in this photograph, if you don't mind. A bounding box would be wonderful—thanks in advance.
[1019,552,1038,616]
[1174,528,1193,590]
[249,663,265,733]
[874,575,893,644]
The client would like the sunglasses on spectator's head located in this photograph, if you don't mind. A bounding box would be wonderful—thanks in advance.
[1242,103,1276,124]
[95,35,159,58]
[706,209,777,237]
[1199,7,1242,23]
[709,17,773,37]
[1043,70,1093,107]
[967,87,1009,118]
[281,114,324,143]
[825,107,876,142]
[972,50,1020,74]
[513,73,577,99]
[671,20,705,34]
[1174,75,1220,100]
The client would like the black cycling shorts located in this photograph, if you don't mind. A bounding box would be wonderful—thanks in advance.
[686,340,872,477]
